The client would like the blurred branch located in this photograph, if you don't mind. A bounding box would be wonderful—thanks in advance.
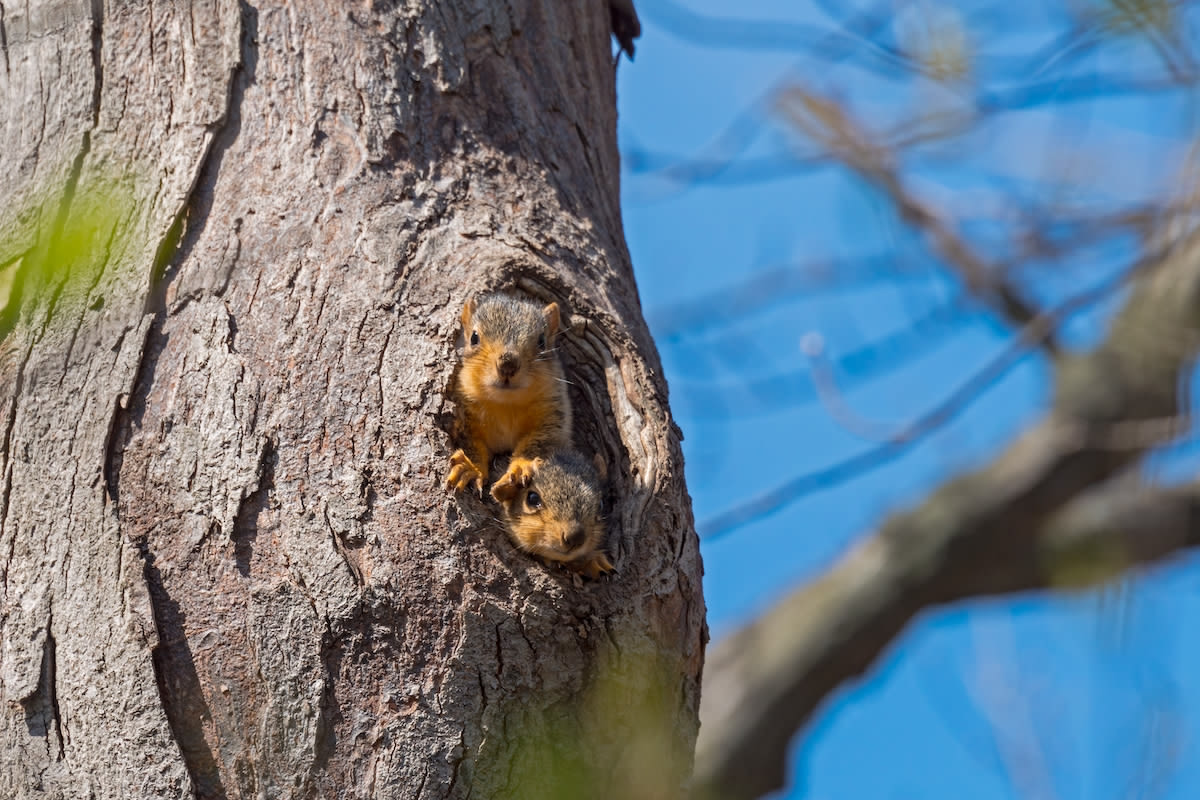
[1041,479,1200,583]
[624,113,973,194]
[1012,206,1157,263]
[698,253,1139,538]
[639,0,917,79]
[1004,20,1104,78]
[643,0,1197,94]
[775,86,1057,348]
[977,74,1194,111]
[623,95,785,194]
[692,231,1200,800]
[625,150,829,189]
[670,300,965,420]
[648,252,918,339]
[802,331,915,443]
[814,332,1194,447]
[969,620,1061,800]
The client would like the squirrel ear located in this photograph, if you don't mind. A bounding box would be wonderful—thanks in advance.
[542,302,561,337]
[592,453,608,481]
[461,296,479,330]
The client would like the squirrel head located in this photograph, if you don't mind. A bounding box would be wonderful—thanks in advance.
[491,451,607,566]
[459,293,562,403]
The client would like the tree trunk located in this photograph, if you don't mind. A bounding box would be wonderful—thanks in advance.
[0,2,705,798]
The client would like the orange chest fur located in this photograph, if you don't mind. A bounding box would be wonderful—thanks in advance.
[474,397,554,454]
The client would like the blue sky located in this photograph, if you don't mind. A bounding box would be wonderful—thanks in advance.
[617,1,1200,797]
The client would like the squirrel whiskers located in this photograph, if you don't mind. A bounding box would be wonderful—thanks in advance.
[445,293,571,495]
[490,450,614,579]
[445,292,613,578]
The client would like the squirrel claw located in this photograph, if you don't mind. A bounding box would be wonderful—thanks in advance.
[500,456,542,489]
[573,551,614,580]
[446,450,484,496]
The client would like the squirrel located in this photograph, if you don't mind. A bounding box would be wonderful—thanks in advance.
[445,293,572,496]
[490,450,614,579]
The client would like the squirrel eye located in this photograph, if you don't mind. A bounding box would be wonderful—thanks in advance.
[470,330,479,346]
[525,491,542,510]
[538,333,547,350]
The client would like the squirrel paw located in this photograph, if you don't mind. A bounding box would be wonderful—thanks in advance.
[572,551,615,580]
[498,456,543,490]
[445,450,484,496]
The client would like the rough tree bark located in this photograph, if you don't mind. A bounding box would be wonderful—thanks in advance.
[0,1,704,798]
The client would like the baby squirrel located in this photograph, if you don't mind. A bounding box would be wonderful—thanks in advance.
[490,450,614,579]
[445,293,571,495]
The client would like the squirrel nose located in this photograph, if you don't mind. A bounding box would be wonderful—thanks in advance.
[497,352,520,379]
[562,525,586,551]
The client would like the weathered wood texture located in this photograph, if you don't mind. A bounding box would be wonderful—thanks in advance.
[0,2,705,798]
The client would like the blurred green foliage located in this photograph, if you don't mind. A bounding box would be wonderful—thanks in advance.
[489,646,689,800]
[0,172,142,338]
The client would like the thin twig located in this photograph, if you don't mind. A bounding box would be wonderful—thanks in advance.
[804,325,1196,450]
[647,251,921,339]
[970,618,1062,800]
[669,300,965,419]
[801,331,903,442]
[776,87,1057,353]
[699,255,1156,540]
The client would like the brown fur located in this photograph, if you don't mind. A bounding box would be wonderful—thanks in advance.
[490,451,613,579]
[445,293,571,494]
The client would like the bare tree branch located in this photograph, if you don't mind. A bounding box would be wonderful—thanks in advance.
[624,149,829,189]
[775,87,1056,349]
[639,0,912,78]
[669,300,965,420]
[647,252,921,340]
[969,620,1061,800]
[692,231,1200,800]
[1040,479,1200,581]
[698,250,1141,538]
